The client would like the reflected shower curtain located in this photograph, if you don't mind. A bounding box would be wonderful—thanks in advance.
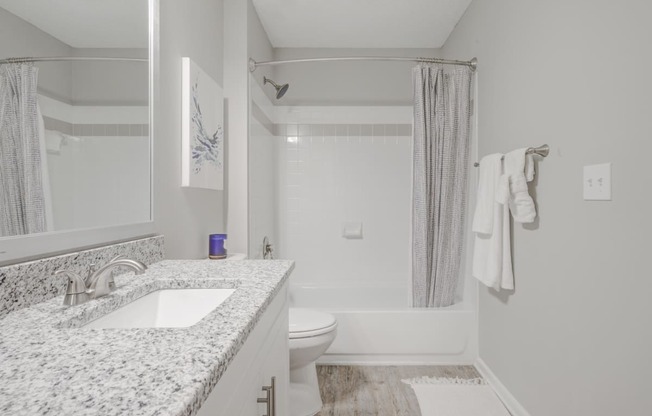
[0,63,47,236]
[412,64,472,308]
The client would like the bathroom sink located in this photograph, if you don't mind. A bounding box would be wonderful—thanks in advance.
[83,288,236,329]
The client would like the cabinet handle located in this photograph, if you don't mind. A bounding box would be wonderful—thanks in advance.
[257,376,276,416]
[256,376,276,416]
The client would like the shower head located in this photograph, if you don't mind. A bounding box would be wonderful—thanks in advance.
[263,76,289,99]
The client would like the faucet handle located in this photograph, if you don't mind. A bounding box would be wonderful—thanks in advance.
[56,270,87,293]
[55,270,90,306]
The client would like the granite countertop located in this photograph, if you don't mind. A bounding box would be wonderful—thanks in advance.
[0,259,294,416]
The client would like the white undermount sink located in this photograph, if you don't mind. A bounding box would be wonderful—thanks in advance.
[83,288,236,329]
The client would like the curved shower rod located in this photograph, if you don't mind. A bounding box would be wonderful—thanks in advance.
[249,56,477,72]
[0,56,148,65]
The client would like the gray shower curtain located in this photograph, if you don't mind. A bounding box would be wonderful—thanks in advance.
[0,63,47,237]
[412,64,473,308]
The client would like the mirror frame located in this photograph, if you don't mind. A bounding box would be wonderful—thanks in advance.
[0,0,158,266]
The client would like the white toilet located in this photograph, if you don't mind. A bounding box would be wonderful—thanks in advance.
[288,308,337,416]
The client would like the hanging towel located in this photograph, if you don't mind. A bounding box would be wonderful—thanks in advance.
[496,148,536,223]
[472,154,501,235]
[472,154,513,290]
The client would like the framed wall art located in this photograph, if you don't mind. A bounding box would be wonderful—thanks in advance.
[181,57,224,190]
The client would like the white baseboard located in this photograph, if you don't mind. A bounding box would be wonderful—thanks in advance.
[475,358,531,416]
[318,356,475,366]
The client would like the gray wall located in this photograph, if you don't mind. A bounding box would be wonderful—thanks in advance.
[154,0,226,259]
[72,48,148,106]
[442,1,652,415]
[0,7,72,103]
[248,0,276,102]
[0,7,148,106]
[273,48,440,105]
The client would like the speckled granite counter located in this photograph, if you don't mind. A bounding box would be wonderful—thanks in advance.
[0,259,294,416]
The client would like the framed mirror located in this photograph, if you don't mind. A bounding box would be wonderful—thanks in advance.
[0,0,157,265]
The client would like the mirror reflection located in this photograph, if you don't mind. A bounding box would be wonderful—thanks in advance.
[0,0,150,238]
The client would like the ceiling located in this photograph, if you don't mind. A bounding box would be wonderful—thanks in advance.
[252,0,473,49]
[0,0,148,48]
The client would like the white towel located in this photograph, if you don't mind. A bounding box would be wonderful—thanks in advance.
[496,148,536,223]
[472,154,513,290]
[472,154,501,234]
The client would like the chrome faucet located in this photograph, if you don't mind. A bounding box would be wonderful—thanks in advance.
[55,255,148,306]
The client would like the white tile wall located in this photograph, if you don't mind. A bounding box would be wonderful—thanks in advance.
[277,121,413,291]
[47,136,150,231]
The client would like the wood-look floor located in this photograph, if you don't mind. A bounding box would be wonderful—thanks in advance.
[316,365,480,416]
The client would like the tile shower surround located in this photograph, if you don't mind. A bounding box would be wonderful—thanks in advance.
[251,100,412,138]
[249,103,413,284]
[0,235,164,318]
[275,122,413,287]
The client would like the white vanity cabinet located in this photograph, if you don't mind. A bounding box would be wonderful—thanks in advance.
[197,282,289,416]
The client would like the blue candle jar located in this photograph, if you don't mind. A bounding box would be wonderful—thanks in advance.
[209,234,227,259]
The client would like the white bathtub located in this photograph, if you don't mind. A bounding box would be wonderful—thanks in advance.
[289,284,477,365]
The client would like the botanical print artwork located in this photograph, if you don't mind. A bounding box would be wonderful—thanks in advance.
[191,81,223,174]
[182,57,224,190]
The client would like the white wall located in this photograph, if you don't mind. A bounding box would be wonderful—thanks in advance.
[71,48,148,106]
[247,1,280,259]
[248,83,278,259]
[443,1,652,414]
[223,0,249,254]
[247,0,276,103]
[224,0,278,255]
[273,48,440,105]
[155,0,226,259]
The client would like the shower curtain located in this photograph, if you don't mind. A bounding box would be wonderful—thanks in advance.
[412,64,473,308]
[0,63,48,237]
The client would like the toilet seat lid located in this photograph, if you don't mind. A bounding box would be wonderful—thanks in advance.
[289,308,336,338]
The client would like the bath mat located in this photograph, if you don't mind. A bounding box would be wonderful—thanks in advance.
[401,377,511,416]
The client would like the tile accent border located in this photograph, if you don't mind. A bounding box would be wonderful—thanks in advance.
[43,116,149,137]
[0,236,164,319]
[43,116,73,135]
[274,123,412,137]
[251,103,412,137]
[251,113,412,139]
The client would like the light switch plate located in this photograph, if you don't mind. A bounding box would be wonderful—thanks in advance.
[583,163,612,201]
